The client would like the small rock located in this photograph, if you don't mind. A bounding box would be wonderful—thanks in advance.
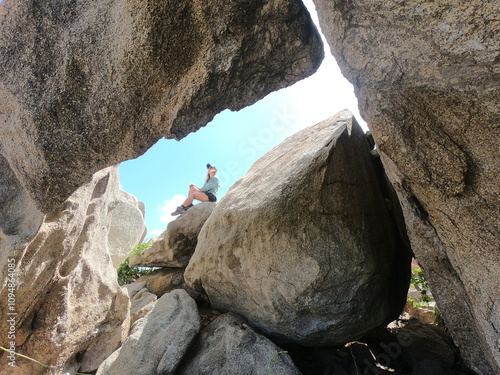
[391,319,456,368]
[123,282,147,299]
[177,313,301,375]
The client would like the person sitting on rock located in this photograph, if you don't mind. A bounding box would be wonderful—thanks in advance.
[171,164,220,216]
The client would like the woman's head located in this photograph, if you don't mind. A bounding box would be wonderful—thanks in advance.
[206,164,217,181]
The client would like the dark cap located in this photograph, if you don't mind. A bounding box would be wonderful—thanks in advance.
[206,163,212,169]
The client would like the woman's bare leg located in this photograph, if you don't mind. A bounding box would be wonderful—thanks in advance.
[182,191,209,207]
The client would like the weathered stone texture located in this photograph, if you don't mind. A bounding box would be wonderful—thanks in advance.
[0,0,323,221]
[313,1,499,373]
[0,1,323,371]
[391,319,456,369]
[185,111,411,346]
[0,154,44,267]
[0,167,130,374]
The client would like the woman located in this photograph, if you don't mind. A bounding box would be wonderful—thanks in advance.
[171,164,220,216]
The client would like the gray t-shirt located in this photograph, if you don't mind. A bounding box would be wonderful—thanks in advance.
[201,176,220,196]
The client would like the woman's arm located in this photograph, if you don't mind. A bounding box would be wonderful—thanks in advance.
[201,178,218,192]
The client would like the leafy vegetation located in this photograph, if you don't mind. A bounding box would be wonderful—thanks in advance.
[409,266,432,306]
[130,242,152,260]
[117,243,156,286]
[406,266,447,327]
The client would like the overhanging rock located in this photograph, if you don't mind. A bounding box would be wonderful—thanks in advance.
[0,0,323,241]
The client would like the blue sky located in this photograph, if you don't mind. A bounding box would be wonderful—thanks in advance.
[119,0,367,239]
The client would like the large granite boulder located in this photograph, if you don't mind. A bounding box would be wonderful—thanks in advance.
[313,1,499,373]
[185,111,412,346]
[177,313,302,375]
[107,189,147,268]
[97,289,200,375]
[0,0,323,246]
[130,202,215,268]
[0,167,130,374]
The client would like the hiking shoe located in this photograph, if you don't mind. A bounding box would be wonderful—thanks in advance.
[184,204,194,211]
[171,206,185,216]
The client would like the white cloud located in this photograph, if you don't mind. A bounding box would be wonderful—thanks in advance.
[158,194,186,225]
[146,228,164,240]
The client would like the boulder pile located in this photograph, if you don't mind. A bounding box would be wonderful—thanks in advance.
[1,0,497,372]
[0,0,323,232]
[96,112,467,375]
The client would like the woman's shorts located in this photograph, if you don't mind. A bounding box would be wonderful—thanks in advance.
[205,192,217,202]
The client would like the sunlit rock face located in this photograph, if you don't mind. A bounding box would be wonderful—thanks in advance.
[0,167,131,374]
[0,1,323,373]
[313,1,499,373]
[0,0,323,240]
[107,189,147,268]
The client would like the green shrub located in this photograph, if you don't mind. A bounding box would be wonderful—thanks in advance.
[409,266,433,306]
[117,243,156,286]
[407,266,446,327]
[130,242,152,262]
